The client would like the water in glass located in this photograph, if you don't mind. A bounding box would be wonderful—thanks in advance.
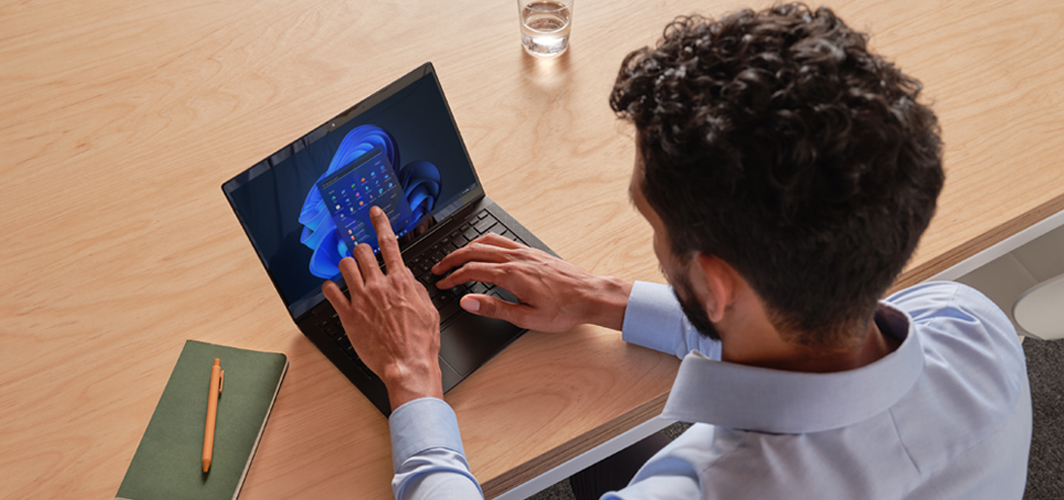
[520,0,571,57]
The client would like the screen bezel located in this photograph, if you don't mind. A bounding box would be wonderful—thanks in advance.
[221,62,486,319]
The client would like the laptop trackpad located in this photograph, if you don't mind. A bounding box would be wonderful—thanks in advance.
[439,313,523,378]
[439,355,463,392]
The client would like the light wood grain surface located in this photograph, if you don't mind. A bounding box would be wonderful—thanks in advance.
[1,0,1061,498]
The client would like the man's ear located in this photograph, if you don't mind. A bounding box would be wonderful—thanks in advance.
[693,254,735,323]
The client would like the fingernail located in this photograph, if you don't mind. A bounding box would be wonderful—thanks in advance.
[462,296,480,312]
[371,206,382,216]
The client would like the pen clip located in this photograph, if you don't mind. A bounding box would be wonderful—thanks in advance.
[219,370,224,394]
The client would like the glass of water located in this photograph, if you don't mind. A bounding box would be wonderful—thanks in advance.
[518,0,574,57]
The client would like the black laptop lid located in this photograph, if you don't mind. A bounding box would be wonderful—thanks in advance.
[223,63,484,319]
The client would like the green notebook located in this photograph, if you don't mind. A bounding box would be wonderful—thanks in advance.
[117,340,289,500]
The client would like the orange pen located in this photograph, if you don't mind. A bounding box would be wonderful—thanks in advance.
[202,358,224,473]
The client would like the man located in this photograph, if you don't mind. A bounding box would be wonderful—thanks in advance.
[323,4,1032,499]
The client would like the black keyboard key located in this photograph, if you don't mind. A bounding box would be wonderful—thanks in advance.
[462,227,479,242]
[495,288,519,303]
[470,282,489,295]
[320,319,344,339]
[474,217,497,233]
[419,271,439,286]
[449,281,471,292]
[477,211,488,220]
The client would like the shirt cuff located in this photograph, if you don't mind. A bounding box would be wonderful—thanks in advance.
[388,397,465,472]
[622,281,686,355]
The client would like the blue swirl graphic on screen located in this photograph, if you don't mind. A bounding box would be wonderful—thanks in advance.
[398,160,441,233]
[298,125,441,279]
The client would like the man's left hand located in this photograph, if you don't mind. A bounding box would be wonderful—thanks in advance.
[322,206,443,411]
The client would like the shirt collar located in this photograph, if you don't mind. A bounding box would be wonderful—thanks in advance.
[661,301,923,434]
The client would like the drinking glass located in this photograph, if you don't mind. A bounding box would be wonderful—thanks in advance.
[518,0,574,57]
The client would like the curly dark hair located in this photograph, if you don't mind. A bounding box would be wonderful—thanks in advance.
[611,3,944,347]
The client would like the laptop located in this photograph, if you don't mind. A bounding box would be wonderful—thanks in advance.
[222,62,556,416]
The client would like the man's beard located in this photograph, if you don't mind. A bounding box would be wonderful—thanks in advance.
[669,265,722,341]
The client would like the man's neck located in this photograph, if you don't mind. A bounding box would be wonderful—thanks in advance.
[720,310,901,373]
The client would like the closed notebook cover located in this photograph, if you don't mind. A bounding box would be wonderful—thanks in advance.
[117,340,288,500]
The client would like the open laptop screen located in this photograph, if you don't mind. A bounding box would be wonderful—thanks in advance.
[223,63,483,318]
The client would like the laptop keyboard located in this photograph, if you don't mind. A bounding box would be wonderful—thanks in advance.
[318,210,523,372]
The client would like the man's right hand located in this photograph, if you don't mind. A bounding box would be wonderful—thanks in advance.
[432,233,633,332]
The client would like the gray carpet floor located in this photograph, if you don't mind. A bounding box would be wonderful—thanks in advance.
[526,338,1063,500]
[1022,337,1063,500]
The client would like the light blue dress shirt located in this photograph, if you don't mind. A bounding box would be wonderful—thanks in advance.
[388,281,1032,499]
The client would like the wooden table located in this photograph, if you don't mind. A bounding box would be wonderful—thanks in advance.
[2,0,1061,498]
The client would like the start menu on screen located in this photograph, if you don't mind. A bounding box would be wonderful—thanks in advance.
[317,148,414,254]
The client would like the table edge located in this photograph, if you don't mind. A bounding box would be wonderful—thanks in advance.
[481,391,670,498]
